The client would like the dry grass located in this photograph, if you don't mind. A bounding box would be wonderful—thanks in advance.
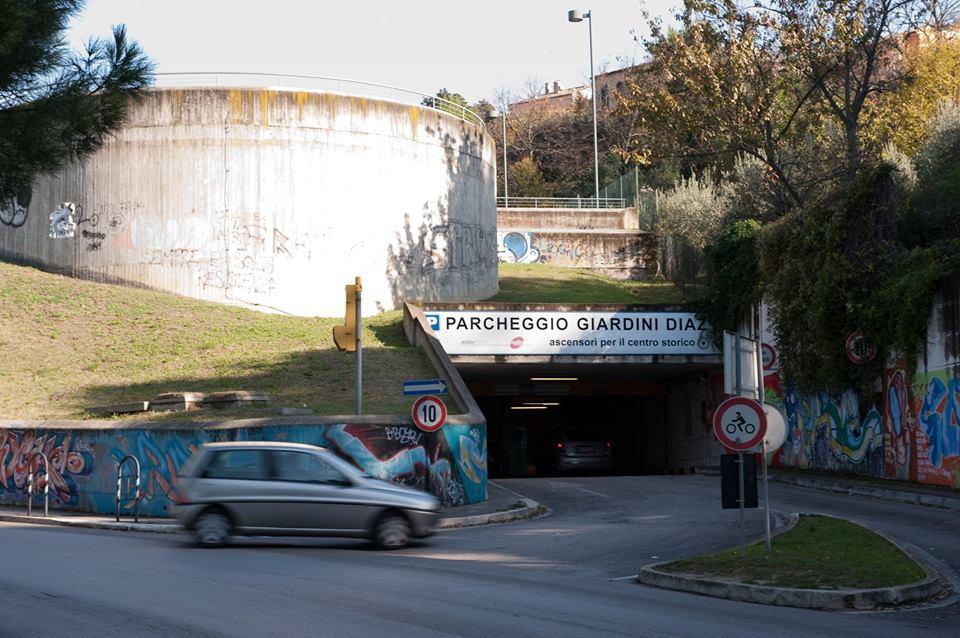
[0,262,436,419]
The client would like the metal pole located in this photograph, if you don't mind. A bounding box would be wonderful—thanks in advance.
[586,11,599,202]
[355,276,362,415]
[763,438,771,551]
[27,470,32,517]
[738,451,746,557]
[502,113,509,207]
[735,333,746,557]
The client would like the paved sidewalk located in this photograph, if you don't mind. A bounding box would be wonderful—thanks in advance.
[698,465,960,510]
[0,481,545,534]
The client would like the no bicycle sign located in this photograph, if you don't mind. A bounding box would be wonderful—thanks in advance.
[712,396,767,451]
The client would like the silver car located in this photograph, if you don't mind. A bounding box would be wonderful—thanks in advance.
[170,441,441,549]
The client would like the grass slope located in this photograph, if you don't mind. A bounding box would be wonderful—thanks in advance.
[0,262,435,419]
[492,263,685,305]
[662,515,925,589]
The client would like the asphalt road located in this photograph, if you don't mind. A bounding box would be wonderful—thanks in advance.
[0,475,956,637]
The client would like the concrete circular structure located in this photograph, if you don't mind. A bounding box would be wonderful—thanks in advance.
[0,86,499,315]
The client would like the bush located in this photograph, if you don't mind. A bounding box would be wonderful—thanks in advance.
[698,220,763,345]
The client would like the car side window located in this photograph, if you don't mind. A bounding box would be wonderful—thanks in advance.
[201,450,268,480]
[271,451,348,484]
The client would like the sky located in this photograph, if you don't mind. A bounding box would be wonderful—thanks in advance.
[67,0,677,104]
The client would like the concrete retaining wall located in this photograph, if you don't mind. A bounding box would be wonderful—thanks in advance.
[767,274,960,488]
[497,207,638,230]
[0,87,499,316]
[0,419,487,516]
[496,228,657,279]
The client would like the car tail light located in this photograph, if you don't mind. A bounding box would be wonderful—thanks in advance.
[604,441,612,454]
[556,441,564,449]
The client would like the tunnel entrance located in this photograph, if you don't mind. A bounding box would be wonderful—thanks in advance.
[459,362,723,478]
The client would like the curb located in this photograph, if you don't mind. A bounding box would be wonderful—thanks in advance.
[436,497,547,529]
[0,492,550,534]
[0,513,182,534]
[636,513,947,611]
[695,466,960,511]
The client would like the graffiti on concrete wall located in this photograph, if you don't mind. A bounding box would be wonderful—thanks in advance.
[778,387,884,476]
[913,370,960,486]
[48,203,78,239]
[0,422,487,516]
[421,221,498,279]
[0,187,30,228]
[883,363,913,480]
[0,430,94,506]
[497,231,541,264]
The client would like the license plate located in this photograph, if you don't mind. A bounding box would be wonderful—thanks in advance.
[576,446,595,454]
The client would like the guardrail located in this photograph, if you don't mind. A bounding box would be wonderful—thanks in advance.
[153,72,487,129]
[496,196,627,209]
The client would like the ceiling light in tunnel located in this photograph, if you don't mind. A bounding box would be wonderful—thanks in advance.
[530,377,578,382]
[510,405,548,410]
[523,402,559,406]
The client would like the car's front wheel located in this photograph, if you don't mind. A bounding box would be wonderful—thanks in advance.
[374,512,411,549]
[194,508,232,547]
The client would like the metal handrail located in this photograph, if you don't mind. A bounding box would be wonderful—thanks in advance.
[496,196,627,209]
[153,72,487,129]
[116,455,142,523]
[27,453,50,517]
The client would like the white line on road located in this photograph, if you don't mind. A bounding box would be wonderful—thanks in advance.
[607,574,639,581]
[547,481,611,498]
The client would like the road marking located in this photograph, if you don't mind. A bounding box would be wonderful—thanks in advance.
[607,574,639,581]
[547,481,611,498]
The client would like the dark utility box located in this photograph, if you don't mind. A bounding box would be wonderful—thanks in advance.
[721,454,758,509]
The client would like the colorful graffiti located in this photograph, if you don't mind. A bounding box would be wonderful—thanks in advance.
[0,431,94,506]
[913,371,960,486]
[778,388,884,475]
[0,421,488,516]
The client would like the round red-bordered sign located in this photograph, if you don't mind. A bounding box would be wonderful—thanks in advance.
[412,395,447,432]
[845,331,877,365]
[712,396,767,451]
[761,342,777,371]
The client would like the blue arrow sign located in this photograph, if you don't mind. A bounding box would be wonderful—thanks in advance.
[403,379,449,396]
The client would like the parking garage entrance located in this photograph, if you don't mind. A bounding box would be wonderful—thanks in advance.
[424,305,724,478]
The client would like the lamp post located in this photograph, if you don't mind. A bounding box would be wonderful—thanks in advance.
[568,8,600,205]
[491,109,509,206]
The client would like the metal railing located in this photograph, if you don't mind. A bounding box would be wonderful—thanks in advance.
[496,196,626,209]
[27,453,50,517]
[116,455,142,523]
[153,72,487,129]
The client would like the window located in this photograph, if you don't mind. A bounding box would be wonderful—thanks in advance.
[271,451,348,484]
[202,450,268,480]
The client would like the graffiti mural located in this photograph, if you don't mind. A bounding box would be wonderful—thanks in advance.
[497,231,541,264]
[0,430,94,506]
[0,187,31,228]
[0,421,487,516]
[48,202,78,239]
[883,363,913,480]
[913,371,960,486]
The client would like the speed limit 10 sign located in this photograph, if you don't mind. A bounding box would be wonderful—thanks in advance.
[412,395,447,432]
[712,396,767,451]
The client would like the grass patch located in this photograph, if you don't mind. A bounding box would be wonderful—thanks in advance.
[0,262,436,419]
[492,263,685,305]
[662,515,925,589]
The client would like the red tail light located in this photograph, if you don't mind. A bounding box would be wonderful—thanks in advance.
[556,441,564,449]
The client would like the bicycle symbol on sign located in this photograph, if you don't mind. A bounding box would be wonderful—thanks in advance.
[725,411,756,436]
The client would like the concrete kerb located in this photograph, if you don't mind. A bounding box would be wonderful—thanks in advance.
[695,466,960,511]
[437,497,548,529]
[636,513,948,611]
[0,511,182,534]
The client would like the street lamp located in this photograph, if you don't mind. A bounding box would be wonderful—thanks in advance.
[568,8,600,205]
[490,109,509,206]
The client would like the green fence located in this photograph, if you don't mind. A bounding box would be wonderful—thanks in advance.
[599,167,658,231]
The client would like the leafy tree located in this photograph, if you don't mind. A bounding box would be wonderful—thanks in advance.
[509,156,553,197]
[0,0,154,199]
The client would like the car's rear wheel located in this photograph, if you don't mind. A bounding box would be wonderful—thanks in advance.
[374,512,411,549]
[194,508,232,547]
